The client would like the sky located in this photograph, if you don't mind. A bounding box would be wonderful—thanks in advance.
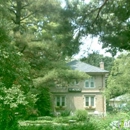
[73,36,112,59]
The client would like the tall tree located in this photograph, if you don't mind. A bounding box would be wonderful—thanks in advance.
[0,21,36,130]
[5,0,81,56]
[1,0,89,116]
[106,53,130,99]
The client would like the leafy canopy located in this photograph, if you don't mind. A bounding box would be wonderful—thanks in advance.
[106,53,130,99]
[63,0,130,55]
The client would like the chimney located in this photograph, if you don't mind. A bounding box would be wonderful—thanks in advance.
[100,62,104,69]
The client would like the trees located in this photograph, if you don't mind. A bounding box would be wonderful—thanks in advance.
[63,0,130,55]
[89,0,130,53]
[106,53,130,99]
[81,51,114,71]
[3,0,130,120]
[0,24,37,129]
[6,0,81,56]
[0,0,90,119]
[5,0,86,80]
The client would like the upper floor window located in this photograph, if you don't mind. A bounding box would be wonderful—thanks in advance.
[85,77,94,88]
[55,96,66,107]
[85,96,95,107]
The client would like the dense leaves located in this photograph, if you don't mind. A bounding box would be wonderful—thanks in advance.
[36,87,52,116]
[106,53,130,99]
[0,1,91,125]
[0,45,32,91]
[0,14,37,129]
[2,1,130,129]
[63,0,130,55]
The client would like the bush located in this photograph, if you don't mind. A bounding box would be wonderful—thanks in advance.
[61,110,70,117]
[36,87,52,116]
[53,117,68,123]
[90,112,130,130]
[75,110,88,121]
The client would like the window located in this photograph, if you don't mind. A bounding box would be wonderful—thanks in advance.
[85,77,94,88]
[55,96,66,107]
[85,96,95,107]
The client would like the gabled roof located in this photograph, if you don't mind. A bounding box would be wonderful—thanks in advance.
[67,60,109,73]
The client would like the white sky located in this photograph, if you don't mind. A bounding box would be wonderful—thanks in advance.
[73,36,112,59]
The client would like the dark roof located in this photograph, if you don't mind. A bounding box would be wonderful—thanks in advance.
[68,60,109,73]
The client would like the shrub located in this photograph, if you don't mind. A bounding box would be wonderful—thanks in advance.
[61,110,70,117]
[53,117,68,123]
[36,87,52,116]
[75,110,88,121]
[90,112,130,130]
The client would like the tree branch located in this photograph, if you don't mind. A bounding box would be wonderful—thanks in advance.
[20,12,35,22]
[92,0,109,25]
[21,1,33,9]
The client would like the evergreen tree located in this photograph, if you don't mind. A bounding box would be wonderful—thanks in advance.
[0,0,89,117]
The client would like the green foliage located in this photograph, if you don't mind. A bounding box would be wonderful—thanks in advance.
[36,87,52,116]
[19,120,99,130]
[106,53,130,98]
[19,125,49,130]
[0,84,37,129]
[53,117,70,123]
[106,101,117,114]
[0,85,28,108]
[33,64,89,88]
[19,113,130,130]
[96,0,130,52]
[0,25,37,129]
[4,0,89,94]
[98,112,130,130]
[0,2,92,129]
[0,26,10,43]
[75,109,88,121]
[17,113,130,130]
[63,0,130,55]
[60,110,70,117]
[5,0,81,57]
[0,44,32,91]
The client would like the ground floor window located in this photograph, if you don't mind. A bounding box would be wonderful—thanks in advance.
[85,96,95,107]
[55,96,66,107]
